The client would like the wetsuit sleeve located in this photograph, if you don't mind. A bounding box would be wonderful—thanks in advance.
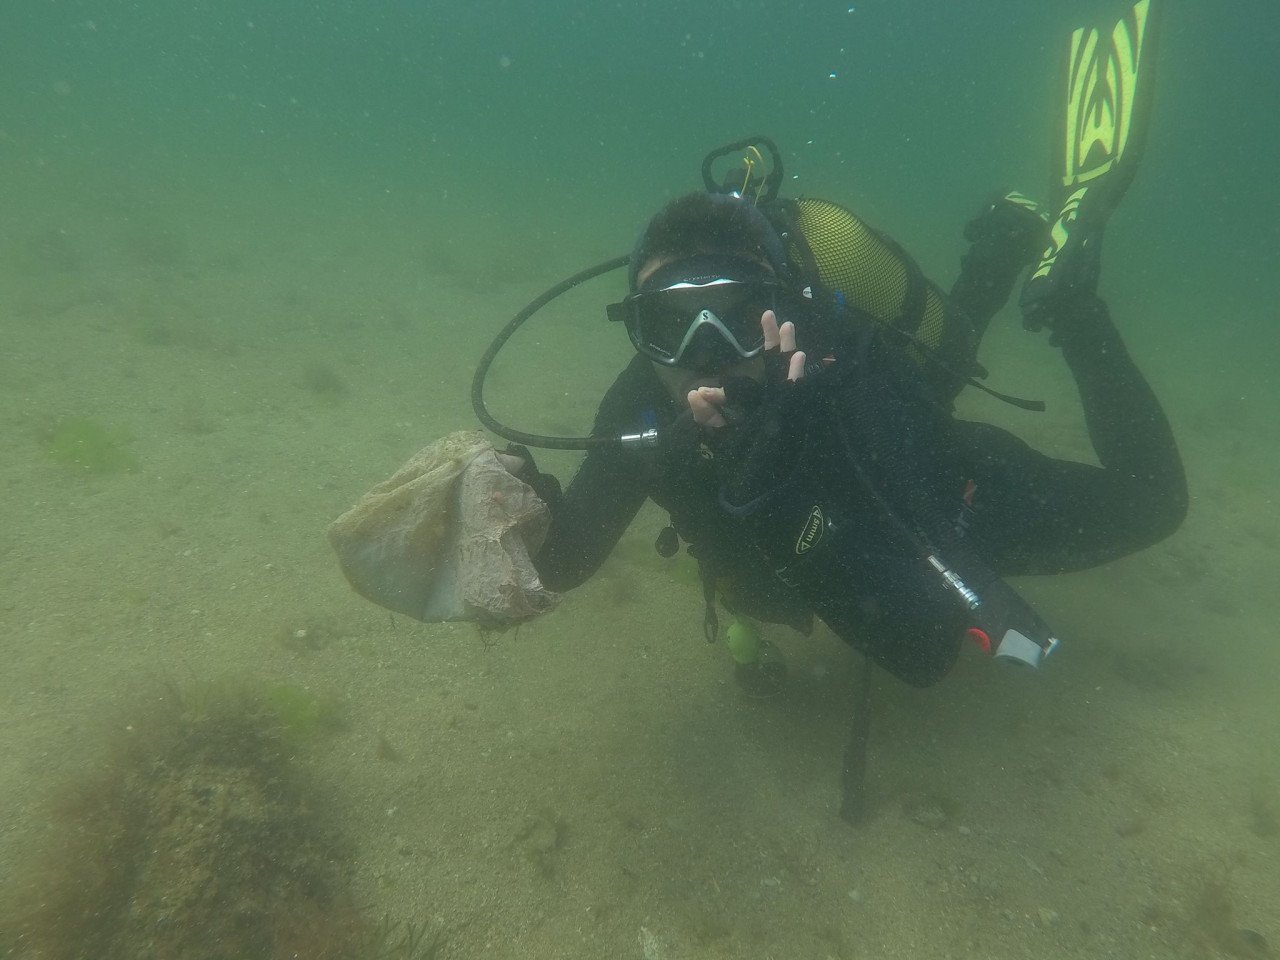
[529,356,662,592]
[955,295,1187,574]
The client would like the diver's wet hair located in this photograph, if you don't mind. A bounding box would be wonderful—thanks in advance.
[628,192,788,290]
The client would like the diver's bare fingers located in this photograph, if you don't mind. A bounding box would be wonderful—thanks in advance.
[697,385,727,407]
[761,310,781,350]
[688,387,727,428]
[788,350,807,382]
[779,320,797,354]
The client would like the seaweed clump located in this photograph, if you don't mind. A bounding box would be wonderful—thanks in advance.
[42,416,139,474]
[0,682,433,960]
[263,681,350,742]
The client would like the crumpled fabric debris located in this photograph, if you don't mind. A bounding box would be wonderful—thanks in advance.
[329,430,558,625]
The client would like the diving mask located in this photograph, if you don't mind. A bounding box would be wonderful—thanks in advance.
[608,255,781,371]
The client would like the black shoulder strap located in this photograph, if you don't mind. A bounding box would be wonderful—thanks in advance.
[760,199,820,291]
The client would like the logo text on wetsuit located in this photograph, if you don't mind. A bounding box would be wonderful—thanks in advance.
[795,505,825,555]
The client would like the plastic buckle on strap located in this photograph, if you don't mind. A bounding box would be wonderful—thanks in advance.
[992,629,1060,669]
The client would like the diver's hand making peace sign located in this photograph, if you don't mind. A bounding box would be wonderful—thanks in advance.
[687,310,806,428]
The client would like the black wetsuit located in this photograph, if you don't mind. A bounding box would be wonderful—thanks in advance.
[520,246,1186,687]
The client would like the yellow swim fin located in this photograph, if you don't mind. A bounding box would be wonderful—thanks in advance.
[1021,0,1162,329]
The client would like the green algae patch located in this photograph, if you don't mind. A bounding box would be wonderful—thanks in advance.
[0,680,441,960]
[43,416,140,474]
[263,682,350,742]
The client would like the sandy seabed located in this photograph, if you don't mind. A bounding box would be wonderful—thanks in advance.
[1,164,1277,960]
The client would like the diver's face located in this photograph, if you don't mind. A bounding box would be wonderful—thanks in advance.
[635,254,769,402]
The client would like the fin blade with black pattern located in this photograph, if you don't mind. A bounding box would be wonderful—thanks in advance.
[1021,0,1162,330]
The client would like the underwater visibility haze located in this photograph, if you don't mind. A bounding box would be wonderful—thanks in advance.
[1,0,1278,957]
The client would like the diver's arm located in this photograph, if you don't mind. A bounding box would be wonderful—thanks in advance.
[955,295,1187,573]
[528,447,649,592]
[523,357,661,592]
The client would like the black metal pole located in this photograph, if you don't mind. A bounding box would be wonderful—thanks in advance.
[839,656,874,824]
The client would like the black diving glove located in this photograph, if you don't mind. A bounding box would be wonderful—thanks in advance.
[710,347,828,510]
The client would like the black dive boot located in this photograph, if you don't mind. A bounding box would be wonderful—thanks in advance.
[949,191,1050,340]
[1019,184,1112,336]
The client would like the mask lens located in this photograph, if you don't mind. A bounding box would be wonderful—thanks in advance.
[628,279,776,366]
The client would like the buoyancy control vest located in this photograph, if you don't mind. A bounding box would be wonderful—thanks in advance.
[761,197,982,403]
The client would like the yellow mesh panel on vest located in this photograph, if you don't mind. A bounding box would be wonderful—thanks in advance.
[790,198,948,351]
[918,286,947,350]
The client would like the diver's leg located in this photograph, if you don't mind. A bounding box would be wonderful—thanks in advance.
[958,292,1186,574]
[1053,293,1186,537]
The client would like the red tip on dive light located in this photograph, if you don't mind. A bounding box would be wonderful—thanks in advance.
[966,627,992,655]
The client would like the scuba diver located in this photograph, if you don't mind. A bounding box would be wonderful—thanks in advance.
[476,0,1185,690]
